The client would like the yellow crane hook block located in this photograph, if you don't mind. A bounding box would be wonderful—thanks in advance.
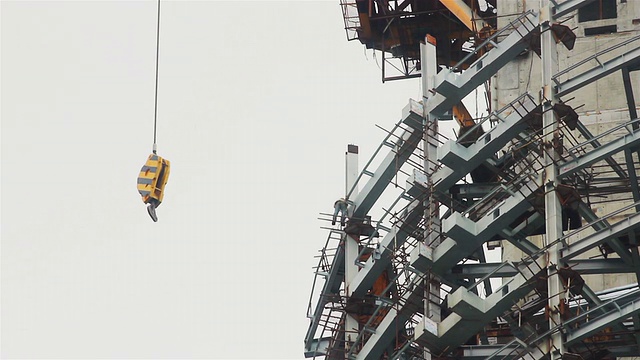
[137,153,170,222]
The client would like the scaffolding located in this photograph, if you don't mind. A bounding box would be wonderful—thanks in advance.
[306,0,640,359]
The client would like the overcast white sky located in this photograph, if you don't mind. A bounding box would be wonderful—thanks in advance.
[1,1,431,358]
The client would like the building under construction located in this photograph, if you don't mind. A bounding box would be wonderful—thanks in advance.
[305,0,640,359]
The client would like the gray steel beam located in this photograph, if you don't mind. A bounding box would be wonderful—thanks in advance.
[449,258,635,279]
[552,0,597,18]
[449,262,516,279]
[355,307,406,360]
[574,121,627,179]
[441,181,539,258]
[304,337,331,358]
[304,245,345,350]
[541,1,567,353]
[350,198,424,297]
[566,299,640,346]
[421,35,443,342]
[412,176,541,275]
[354,274,425,360]
[576,200,636,265]
[553,0,595,19]
[561,211,640,261]
[555,46,640,97]
[451,183,503,199]
[624,149,640,212]
[351,101,423,220]
[622,68,639,122]
[433,96,539,192]
[577,283,636,342]
[449,186,542,256]
[622,67,640,212]
[438,95,536,168]
[558,124,640,179]
[425,12,539,117]
[499,211,544,255]
[460,344,528,360]
[570,259,637,274]
[414,260,544,353]
[345,144,361,346]
[577,200,609,230]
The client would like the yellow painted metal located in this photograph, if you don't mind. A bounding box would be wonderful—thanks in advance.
[137,153,170,206]
[439,0,488,34]
[453,102,476,129]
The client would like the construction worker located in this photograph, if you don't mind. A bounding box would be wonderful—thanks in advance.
[332,198,349,227]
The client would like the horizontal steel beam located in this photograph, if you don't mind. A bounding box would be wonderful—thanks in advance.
[450,258,636,279]
[450,182,504,199]
[460,344,524,360]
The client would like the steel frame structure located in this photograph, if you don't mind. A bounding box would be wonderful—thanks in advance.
[306,0,640,359]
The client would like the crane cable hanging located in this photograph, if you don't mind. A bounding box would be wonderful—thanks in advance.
[137,0,171,223]
[152,0,161,154]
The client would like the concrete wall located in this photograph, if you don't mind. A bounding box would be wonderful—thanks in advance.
[496,0,640,292]
[495,1,640,112]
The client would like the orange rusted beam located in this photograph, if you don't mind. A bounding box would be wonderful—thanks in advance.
[439,0,488,33]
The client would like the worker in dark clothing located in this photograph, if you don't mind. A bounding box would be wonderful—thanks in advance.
[332,198,349,227]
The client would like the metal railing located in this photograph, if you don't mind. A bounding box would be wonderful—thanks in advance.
[453,10,537,72]
[553,34,640,83]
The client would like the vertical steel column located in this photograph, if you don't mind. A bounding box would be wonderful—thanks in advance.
[421,35,441,360]
[540,2,565,358]
[621,68,640,212]
[345,144,360,356]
